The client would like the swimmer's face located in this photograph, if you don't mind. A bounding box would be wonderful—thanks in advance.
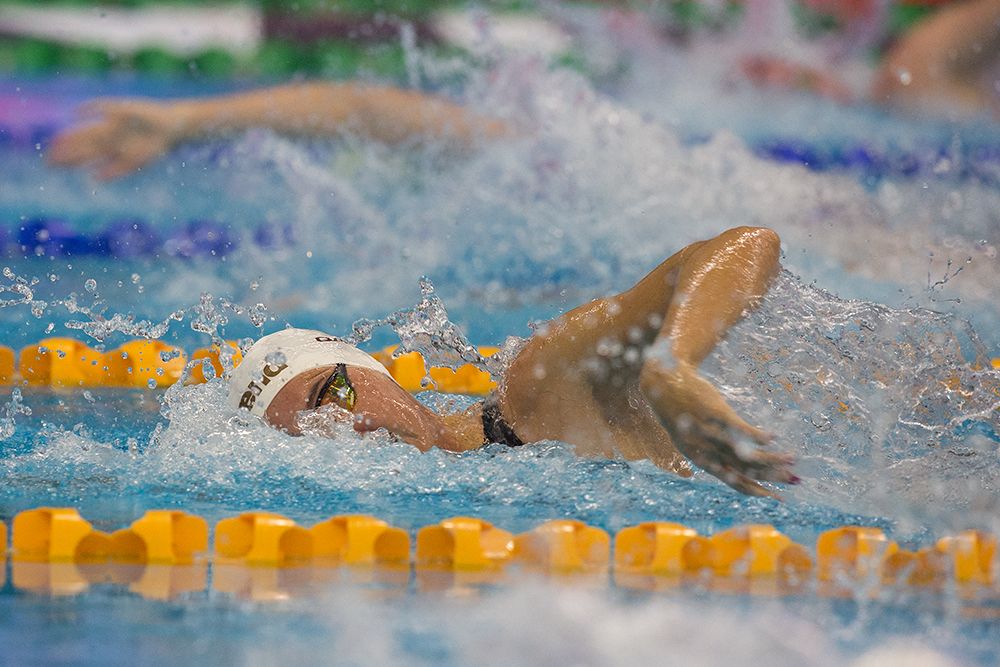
[265,364,450,449]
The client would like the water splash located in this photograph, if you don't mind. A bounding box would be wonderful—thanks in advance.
[3,49,999,332]
[64,309,186,342]
[0,387,31,440]
[0,266,47,315]
[348,277,522,381]
[702,271,1000,527]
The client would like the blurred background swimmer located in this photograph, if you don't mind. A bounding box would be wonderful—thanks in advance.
[47,82,511,180]
[738,0,1000,116]
[46,1,1000,179]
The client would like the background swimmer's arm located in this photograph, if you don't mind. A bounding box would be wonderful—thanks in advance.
[169,82,509,144]
[872,0,1000,116]
[48,82,508,180]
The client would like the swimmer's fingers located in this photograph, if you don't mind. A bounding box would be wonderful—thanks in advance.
[94,134,168,180]
[50,102,147,168]
[736,452,797,485]
[684,445,781,498]
[682,419,797,490]
[725,470,782,500]
[80,99,174,142]
[47,122,119,167]
[708,427,797,484]
[732,417,773,447]
[701,411,796,479]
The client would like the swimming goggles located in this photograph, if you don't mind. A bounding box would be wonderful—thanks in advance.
[314,364,357,412]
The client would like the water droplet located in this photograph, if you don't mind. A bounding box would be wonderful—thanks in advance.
[146,378,157,389]
[84,279,97,292]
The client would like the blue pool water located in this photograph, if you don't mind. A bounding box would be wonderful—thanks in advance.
[1,44,999,665]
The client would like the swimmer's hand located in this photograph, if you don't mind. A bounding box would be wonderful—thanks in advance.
[738,55,853,105]
[641,363,797,498]
[48,99,182,180]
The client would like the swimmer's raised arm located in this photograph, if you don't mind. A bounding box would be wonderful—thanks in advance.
[499,226,795,497]
[48,82,509,180]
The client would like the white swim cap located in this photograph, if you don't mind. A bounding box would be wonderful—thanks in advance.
[227,328,393,418]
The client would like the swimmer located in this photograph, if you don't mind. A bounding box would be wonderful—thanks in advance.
[229,226,797,498]
[871,0,1000,117]
[47,82,509,180]
[741,0,1000,117]
[48,0,1000,183]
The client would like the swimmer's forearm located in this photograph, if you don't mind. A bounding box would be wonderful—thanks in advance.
[660,228,781,367]
[354,401,480,453]
[168,82,507,146]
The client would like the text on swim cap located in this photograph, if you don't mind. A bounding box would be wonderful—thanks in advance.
[238,362,288,410]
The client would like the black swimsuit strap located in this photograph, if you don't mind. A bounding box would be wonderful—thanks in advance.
[481,392,525,447]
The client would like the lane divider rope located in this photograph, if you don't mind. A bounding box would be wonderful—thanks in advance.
[0,218,289,259]
[0,509,996,597]
[1,338,998,395]
[0,338,499,394]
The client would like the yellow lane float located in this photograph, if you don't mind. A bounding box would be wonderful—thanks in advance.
[188,341,243,384]
[817,526,898,582]
[214,512,313,567]
[937,530,996,585]
[12,507,102,562]
[111,510,209,565]
[701,524,812,577]
[0,345,14,384]
[615,521,699,576]
[511,519,610,573]
[371,345,498,394]
[310,514,409,566]
[416,517,514,571]
[109,340,186,387]
[19,338,109,387]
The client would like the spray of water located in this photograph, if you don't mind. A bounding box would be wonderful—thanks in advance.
[702,271,1000,528]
